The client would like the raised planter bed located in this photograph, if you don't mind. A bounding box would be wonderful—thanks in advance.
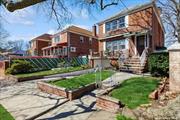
[96,88,123,113]
[37,81,96,101]
[37,70,114,100]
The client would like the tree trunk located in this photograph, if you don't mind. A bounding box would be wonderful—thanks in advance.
[178,0,180,43]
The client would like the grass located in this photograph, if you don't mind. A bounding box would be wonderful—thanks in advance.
[110,77,159,109]
[0,104,15,120]
[116,115,133,120]
[48,70,114,90]
[16,67,84,78]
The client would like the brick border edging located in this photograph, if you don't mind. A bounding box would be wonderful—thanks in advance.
[37,81,96,101]
[96,88,123,113]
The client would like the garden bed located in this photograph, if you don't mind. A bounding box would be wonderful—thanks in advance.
[38,70,113,100]
[10,67,91,82]
[96,77,159,112]
[0,104,15,120]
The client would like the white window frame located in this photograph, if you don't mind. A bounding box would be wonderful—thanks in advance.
[70,47,76,52]
[80,36,84,43]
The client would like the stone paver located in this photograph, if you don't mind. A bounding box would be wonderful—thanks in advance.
[37,89,116,120]
[0,81,68,120]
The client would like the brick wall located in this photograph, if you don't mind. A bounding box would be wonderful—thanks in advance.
[98,7,153,38]
[69,32,99,57]
[38,81,96,101]
[96,95,122,113]
[37,40,51,56]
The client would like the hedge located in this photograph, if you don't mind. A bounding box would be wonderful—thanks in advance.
[148,52,169,77]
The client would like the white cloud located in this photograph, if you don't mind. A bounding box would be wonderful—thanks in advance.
[72,8,89,19]
[47,29,57,34]
[9,34,38,41]
[2,7,35,26]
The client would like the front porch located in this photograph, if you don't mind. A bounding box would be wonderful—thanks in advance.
[42,42,68,57]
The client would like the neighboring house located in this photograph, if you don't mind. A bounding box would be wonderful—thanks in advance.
[42,26,99,57]
[98,2,164,56]
[96,2,165,73]
[29,34,52,56]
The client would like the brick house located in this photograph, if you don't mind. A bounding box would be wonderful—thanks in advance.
[42,26,99,57]
[29,34,52,56]
[94,2,165,73]
[97,2,164,56]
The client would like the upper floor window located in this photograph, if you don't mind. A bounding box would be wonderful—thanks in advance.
[80,36,84,43]
[89,37,92,44]
[105,16,126,32]
[112,20,117,29]
[105,22,111,32]
[118,16,125,28]
[54,36,60,43]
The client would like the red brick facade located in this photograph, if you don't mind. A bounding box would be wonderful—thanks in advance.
[97,3,164,56]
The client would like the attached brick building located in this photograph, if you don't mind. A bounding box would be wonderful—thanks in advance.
[97,2,165,57]
[42,26,99,57]
[29,34,52,56]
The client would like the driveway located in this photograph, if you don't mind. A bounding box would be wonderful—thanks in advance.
[0,71,138,120]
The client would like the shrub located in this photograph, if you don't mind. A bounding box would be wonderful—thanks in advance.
[80,64,90,69]
[6,60,34,75]
[148,52,169,77]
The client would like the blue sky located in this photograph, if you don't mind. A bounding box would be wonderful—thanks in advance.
[1,0,150,42]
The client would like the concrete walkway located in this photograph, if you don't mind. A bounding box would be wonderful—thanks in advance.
[0,71,138,120]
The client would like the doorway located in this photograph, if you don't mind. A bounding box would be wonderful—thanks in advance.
[136,35,145,56]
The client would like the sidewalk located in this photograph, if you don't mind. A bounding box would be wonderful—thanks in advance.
[0,71,138,120]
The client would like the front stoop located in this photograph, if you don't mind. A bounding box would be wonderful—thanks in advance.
[119,57,147,74]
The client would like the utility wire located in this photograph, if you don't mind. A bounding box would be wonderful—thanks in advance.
[119,0,128,10]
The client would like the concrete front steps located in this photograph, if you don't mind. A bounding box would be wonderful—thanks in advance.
[119,56,147,74]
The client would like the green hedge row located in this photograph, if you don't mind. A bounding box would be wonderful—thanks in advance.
[148,52,169,77]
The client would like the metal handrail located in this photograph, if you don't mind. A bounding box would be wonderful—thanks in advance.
[140,48,148,66]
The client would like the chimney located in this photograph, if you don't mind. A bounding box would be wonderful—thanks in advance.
[92,25,97,37]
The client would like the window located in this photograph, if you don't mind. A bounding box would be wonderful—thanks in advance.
[106,39,126,51]
[105,16,126,32]
[112,20,117,29]
[80,36,84,43]
[105,22,111,32]
[54,36,60,43]
[70,47,76,52]
[118,16,125,28]
[89,37,92,44]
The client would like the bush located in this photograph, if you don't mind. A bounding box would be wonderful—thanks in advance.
[148,52,169,77]
[6,60,34,75]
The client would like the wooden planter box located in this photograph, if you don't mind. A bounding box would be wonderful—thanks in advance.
[37,81,96,101]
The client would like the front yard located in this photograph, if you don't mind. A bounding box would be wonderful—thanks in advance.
[48,70,114,90]
[110,77,159,109]
[15,66,85,78]
[0,104,14,120]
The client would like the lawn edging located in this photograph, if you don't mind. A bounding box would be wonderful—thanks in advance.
[96,87,123,113]
[37,81,96,101]
[9,68,94,82]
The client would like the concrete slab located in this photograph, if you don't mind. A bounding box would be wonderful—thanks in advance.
[0,81,68,120]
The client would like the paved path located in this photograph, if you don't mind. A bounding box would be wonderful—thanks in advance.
[0,81,68,120]
[0,71,138,120]
[102,72,140,88]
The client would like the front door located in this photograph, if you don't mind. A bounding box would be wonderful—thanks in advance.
[137,35,145,56]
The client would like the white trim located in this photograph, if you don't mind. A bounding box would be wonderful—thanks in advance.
[103,23,105,34]
[125,15,129,27]
[125,38,129,49]
[103,42,106,51]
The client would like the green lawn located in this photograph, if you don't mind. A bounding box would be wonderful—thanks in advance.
[110,77,159,109]
[0,104,14,120]
[48,70,114,90]
[116,115,133,120]
[16,67,84,78]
